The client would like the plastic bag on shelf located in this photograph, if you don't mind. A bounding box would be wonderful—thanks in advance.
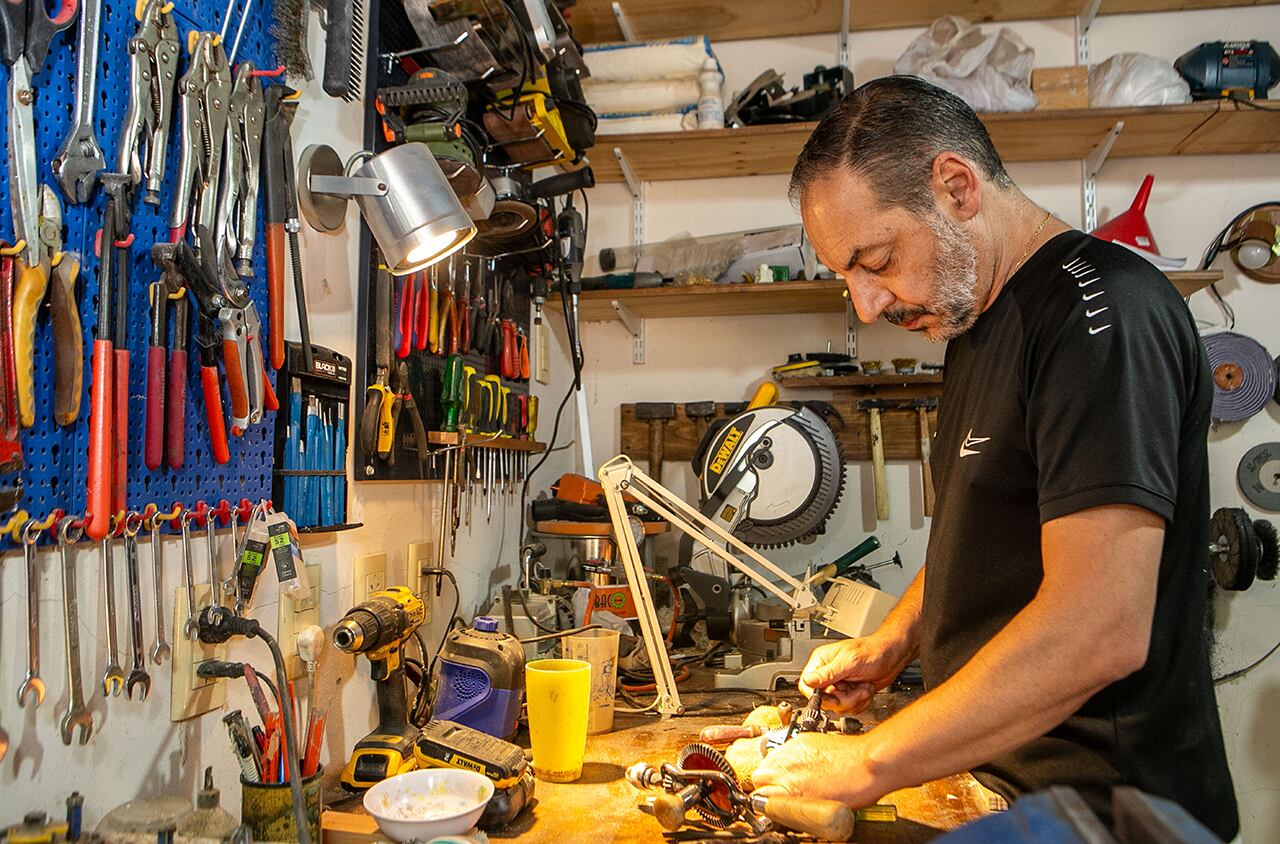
[893,15,1036,112]
[1089,53,1192,107]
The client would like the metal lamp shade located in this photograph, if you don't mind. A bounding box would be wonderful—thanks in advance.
[353,143,476,276]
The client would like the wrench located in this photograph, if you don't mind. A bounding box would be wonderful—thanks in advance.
[18,520,44,707]
[218,506,240,608]
[123,519,151,700]
[57,517,92,745]
[99,535,126,697]
[205,512,220,610]
[181,511,199,640]
[51,0,105,204]
[149,515,171,664]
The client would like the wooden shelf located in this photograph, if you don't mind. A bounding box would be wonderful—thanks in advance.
[568,0,1269,45]
[783,373,945,388]
[428,432,548,452]
[582,271,1223,322]
[590,101,1280,184]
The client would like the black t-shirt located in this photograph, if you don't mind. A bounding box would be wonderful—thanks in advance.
[919,231,1238,839]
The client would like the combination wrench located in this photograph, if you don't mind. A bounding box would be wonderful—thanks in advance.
[100,534,126,697]
[181,510,199,639]
[149,515,171,664]
[205,512,220,609]
[51,0,105,204]
[123,518,151,700]
[17,521,44,707]
[57,517,92,745]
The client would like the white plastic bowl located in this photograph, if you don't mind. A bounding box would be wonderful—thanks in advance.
[362,768,495,842]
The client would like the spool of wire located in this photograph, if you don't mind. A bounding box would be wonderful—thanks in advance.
[1203,332,1276,422]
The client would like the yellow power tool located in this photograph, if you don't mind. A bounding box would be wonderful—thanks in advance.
[333,586,426,791]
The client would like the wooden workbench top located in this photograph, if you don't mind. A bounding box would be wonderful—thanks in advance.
[324,688,990,843]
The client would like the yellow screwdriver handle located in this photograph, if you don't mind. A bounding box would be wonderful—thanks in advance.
[13,259,50,428]
[374,385,396,454]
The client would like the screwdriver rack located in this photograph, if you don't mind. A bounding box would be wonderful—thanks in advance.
[0,0,281,540]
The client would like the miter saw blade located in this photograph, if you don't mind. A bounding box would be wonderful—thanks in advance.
[1238,442,1280,511]
[676,742,739,828]
[698,406,845,548]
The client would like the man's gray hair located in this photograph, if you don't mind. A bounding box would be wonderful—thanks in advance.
[789,76,1013,213]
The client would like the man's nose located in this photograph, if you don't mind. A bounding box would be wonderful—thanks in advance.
[846,278,895,323]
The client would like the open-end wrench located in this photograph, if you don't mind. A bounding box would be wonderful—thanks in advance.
[204,512,219,610]
[180,510,199,640]
[17,521,44,707]
[148,515,170,664]
[218,506,240,606]
[57,517,92,745]
[123,518,151,700]
[51,0,105,204]
[99,534,126,697]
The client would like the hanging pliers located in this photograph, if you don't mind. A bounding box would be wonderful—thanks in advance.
[169,32,230,244]
[117,0,179,207]
[146,244,190,471]
[215,61,265,277]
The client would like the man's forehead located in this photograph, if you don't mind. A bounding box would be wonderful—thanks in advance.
[801,172,899,263]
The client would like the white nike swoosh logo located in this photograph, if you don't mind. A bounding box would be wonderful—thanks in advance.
[1077,278,1099,288]
[1086,307,1108,317]
[1082,290,1105,301]
[1089,324,1113,335]
[959,429,990,457]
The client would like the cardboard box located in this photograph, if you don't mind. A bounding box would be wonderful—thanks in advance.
[1033,66,1089,110]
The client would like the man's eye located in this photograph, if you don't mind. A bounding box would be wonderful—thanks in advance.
[864,256,890,274]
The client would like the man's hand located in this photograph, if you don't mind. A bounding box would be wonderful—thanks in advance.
[751,733,887,807]
[799,633,914,713]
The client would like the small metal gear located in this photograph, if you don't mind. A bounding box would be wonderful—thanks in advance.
[676,742,739,828]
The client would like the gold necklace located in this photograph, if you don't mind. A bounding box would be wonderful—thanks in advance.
[1013,210,1053,274]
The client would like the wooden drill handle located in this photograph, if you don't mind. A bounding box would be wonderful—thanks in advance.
[50,256,83,426]
[760,795,855,842]
[918,407,935,517]
[13,260,49,428]
[868,408,888,520]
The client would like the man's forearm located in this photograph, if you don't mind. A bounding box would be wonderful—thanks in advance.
[876,565,925,659]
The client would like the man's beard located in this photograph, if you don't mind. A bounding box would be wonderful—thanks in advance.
[883,210,980,343]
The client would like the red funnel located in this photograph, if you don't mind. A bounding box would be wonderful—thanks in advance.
[1091,174,1160,253]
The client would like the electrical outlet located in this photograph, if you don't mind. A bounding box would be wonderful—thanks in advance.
[171,584,228,722]
[354,552,386,606]
[407,541,434,624]
[278,564,322,680]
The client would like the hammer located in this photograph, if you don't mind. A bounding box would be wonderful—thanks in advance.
[685,401,717,450]
[857,398,914,521]
[635,402,676,483]
[914,397,939,516]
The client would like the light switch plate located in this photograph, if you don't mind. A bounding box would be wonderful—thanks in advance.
[354,552,386,606]
[279,564,322,680]
[170,584,228,722]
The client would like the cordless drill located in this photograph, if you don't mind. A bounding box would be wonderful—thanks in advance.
[333,586,426,791]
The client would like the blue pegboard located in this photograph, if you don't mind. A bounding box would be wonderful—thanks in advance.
[0,0,280,534]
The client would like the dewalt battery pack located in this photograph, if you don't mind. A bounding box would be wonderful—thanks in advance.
[414,720,534,828]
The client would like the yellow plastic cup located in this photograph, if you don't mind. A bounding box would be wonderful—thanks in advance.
[525,658,591,782]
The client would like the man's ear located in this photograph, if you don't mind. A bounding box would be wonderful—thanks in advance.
[932,152,982,222]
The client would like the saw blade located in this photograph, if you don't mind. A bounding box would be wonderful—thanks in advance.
[676,742,739,828]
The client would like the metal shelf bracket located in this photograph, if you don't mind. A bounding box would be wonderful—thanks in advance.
[1075,0,1102,65]
[1081,120,1124,232]
[611,300,646,364]
[614,146,645,249]
[611,2,637,41]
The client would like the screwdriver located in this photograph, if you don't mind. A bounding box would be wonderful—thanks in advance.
[461,365,477,432]
[441,353,463,432]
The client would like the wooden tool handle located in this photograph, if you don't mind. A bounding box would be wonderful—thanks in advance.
[648,419,664,482]
[868,409,888,520]
[13,260,49,428]
[761,795,855,842]
[698,724,762,744]
[918,408,935,517]
[50,257,82,426]
[652,793,689,832]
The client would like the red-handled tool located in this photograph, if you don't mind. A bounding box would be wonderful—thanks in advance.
[166,294,189,469]
[0,247,24,473]
[500,319,518,379]
[143,281,168,470]
[395,274,414,358]
[413,272,428,351]
[517,327,530,381]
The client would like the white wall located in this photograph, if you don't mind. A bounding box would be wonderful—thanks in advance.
[580,6,1280,841]
[0,14,578,830]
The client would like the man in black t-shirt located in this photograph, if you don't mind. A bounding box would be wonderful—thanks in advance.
[750,77,1238,840]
